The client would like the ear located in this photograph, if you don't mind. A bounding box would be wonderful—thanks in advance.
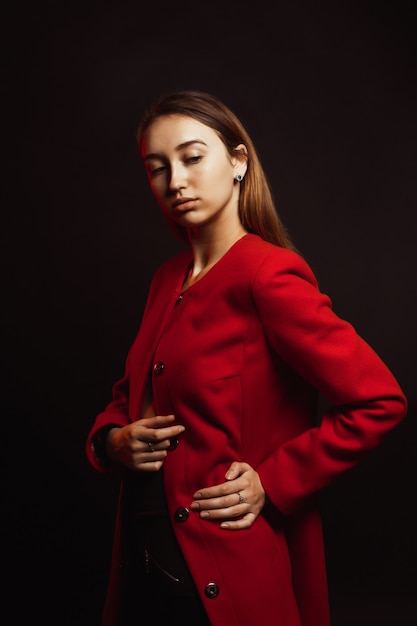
[233,143,248,180]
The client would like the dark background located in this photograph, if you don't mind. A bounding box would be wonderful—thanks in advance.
[3,1,417,624]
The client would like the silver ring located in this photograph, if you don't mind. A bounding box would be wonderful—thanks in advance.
[237,492,244,504]
[147,442,155,452]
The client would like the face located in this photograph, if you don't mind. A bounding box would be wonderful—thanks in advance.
[140,114,246,232]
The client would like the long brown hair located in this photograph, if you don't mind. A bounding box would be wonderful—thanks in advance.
[137,90,294,249]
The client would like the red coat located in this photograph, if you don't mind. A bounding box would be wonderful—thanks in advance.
[86,234,407,626]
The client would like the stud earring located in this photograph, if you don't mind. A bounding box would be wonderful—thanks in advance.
[236,174,243,182]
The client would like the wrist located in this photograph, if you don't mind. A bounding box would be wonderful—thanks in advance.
[105,427,121,460]
[92,424,120,467]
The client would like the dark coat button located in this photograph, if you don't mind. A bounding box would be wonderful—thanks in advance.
[153,361,165,375]
[204,582,220,598]
[175,294,184,306]
[174,507,189,523]
[168,437,179,450]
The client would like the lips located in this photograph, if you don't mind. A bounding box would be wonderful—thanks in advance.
[171,198,196,212]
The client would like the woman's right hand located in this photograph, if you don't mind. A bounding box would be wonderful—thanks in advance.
[105,414,185,471]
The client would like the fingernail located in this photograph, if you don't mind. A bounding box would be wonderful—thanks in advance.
[200,511,209,519]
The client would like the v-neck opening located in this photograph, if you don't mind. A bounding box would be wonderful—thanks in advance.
[180,233,250,294]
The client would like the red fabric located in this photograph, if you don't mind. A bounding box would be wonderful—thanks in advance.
[86,234,407,626]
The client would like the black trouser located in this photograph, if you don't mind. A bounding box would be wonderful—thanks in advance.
[121,561,211,625]
[120,514,211,626]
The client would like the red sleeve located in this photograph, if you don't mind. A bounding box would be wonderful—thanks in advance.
[254,250,407,514]
[85,369,132,473]
[84,261,170,472]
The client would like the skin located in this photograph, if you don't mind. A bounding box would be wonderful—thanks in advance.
[106,114,266,530]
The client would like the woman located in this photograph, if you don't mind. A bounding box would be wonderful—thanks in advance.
[86,90,407,626]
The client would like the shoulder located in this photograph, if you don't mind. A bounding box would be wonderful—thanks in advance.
[142,249,192,307]
[151,249,192,284]
[236,234,318,287]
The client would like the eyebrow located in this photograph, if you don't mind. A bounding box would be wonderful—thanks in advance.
[143,139,208,161]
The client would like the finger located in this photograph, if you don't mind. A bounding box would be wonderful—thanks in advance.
[129,415,184,441]
[142,439,171,452]
[193,481,242,500]
[127,442,168,469]
[198,503,245,520]
[225,461,248,481]
[220,513,257,530]
[193,493,247,518]
[190,491,244,511]
[132,459,165,472]
[140,447,168,463]
[138,414,176,428]
[144,423,185,443]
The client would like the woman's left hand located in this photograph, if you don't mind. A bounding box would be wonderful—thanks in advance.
[189,461,265,529]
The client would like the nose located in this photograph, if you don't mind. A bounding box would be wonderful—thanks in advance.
[167,163,187,194]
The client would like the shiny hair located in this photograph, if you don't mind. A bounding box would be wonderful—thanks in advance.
[137,90,294,249]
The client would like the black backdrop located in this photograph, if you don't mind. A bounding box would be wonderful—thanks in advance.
[3,1,417,625]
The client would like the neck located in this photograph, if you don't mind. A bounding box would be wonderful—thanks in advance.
[185,223,247,287]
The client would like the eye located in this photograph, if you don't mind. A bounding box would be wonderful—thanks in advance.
[185,155,202,164]
[147,164,167,177]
